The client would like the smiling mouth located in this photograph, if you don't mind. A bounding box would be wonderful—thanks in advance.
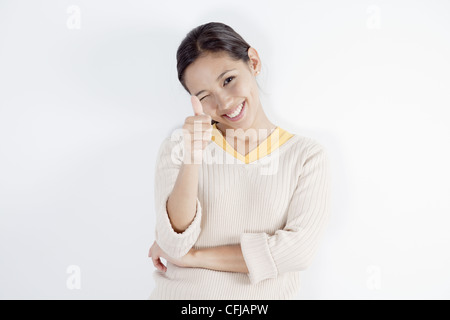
[222,100,245,118]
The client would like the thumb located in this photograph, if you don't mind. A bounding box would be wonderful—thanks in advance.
[191,95,204,115]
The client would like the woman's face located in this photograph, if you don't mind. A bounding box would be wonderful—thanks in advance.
[184,49,261,130]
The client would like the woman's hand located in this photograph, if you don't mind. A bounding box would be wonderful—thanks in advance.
[182,95,213,164]
[148,241,196,272]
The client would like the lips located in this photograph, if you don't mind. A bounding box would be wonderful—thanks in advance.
[222,101,246,122]
[222,100,245,117]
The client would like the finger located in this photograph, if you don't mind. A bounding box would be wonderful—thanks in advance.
[203,130,212,141]
[191,95,204,116]
[151,255,159,268]
[185,115,211,124]
[148,246,153,258]
[186,131,212,140]
[153,257,167,272]
[151,251,162,269]
[148,242,156,257]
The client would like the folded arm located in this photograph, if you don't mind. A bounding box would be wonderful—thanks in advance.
[149,242,248,273]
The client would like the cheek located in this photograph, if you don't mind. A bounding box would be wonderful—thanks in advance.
[231,82,251,98]
[203,105,213,115]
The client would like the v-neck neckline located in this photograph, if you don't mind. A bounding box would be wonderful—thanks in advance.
[211,123,295,164]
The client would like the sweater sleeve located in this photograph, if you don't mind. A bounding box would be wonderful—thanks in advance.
[153,130,202,258]
[240,140,331,285]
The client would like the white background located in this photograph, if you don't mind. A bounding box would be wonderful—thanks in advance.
[1,0,449,299]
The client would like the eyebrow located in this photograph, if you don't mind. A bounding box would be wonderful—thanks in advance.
[195,69,236,97]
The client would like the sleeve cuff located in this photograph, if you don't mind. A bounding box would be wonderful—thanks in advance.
[240,233,278,285]
[156,197,202,258]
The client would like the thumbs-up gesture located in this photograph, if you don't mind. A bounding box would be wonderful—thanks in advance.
[182,95,213,164]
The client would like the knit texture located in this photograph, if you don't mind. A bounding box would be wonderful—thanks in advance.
[149,124,331,299]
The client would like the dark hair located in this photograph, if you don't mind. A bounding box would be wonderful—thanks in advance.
[176,22,252,125]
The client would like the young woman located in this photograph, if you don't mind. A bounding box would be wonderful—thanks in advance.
[148,22,331,299]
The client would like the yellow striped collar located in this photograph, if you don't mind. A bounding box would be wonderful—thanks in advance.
[211,123,294,164]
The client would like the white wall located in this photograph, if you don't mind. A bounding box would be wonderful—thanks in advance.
[0,0,449,299]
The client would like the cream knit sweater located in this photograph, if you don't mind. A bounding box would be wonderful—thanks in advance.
[149,124,331,300]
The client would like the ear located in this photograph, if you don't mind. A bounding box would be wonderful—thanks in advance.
[247,47,261,74]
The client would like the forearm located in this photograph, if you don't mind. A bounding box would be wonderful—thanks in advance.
[166,162,200,233]
[192,245,249,273]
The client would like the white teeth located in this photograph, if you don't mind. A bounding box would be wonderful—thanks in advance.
[226,102,244,118]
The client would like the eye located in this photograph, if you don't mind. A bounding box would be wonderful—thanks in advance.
[224,76,235,86]
[200,76,235,101]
